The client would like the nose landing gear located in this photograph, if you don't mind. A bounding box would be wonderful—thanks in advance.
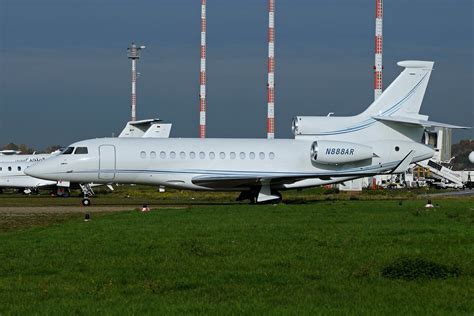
[82,198,91,206]
[80,183,94,207]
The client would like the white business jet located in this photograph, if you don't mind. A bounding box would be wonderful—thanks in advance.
[0,161,57,194]
[26,61,468,205]
[0,150,67,194]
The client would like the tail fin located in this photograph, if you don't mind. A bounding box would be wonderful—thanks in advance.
[363,60,434,118]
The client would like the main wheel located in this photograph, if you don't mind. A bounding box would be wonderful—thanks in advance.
[82,198,91,207]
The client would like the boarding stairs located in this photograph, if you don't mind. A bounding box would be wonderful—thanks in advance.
[416,159,464,187]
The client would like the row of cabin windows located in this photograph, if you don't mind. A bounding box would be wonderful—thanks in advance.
[140,151,276,161]
[0,166,22,172]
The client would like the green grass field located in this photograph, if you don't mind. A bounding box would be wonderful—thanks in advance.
[0,199,473,314]
[0,185,460,207]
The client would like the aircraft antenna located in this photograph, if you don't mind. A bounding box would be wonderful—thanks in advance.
[199,0,207,138]
[267,0,275,139]
[374,0,383,100]
[127,42,146,122]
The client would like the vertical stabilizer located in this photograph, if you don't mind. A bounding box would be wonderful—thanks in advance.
[363,60,434,118]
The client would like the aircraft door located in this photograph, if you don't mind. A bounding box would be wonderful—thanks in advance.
[99,145,116,180]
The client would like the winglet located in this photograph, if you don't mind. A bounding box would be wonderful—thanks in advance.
[392,150,416,174]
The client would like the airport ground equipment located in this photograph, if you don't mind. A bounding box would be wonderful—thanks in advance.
[417,160,465,189]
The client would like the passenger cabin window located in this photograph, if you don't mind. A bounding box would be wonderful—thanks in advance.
[74,147,88,154]
[62,147,74,155]
[17,166,21,171]
[8,166,12,171]
[140,151,146,159]
[150,151,157,159]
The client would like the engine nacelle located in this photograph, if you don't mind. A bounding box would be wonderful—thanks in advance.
[310,141,374,165]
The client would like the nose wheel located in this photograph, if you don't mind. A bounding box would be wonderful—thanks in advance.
[82,198,91,207]
[80,183,94,207]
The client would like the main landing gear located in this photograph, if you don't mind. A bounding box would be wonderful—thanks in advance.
[237,185,282,204]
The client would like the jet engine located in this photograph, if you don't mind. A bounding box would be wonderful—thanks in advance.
[310,141,374,165]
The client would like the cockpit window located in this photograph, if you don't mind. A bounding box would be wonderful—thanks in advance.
[62,147,74,155]
[74,147,88,155]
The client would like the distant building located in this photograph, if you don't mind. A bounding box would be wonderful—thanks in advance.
[423,127,452,162]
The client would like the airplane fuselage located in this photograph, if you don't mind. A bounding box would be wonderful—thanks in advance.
[26,137,434,191]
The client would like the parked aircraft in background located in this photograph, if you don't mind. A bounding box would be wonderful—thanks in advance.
[119,118,172,138]
[0,152,58,163]
[0,150,21,155]
[0,160,57,194]
[26,61,468,205]
[0,118,172,197]
[0,151,111,197]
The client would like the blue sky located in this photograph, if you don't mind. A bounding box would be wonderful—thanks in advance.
[0,0,472,148]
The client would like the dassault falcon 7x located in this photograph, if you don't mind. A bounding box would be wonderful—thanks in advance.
[26,61,468,205]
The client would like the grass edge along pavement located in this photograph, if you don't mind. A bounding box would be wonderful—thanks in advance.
[0,200,473,314]
[0,186,471,207]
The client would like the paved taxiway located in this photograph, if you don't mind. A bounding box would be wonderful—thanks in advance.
[0,206,187,214]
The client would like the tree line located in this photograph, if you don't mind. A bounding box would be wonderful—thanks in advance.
[1,143,62,155]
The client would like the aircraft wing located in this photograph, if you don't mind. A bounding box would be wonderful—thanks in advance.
[192,176,263,189]
[191,174,333,189]
[192,155,418,189]
[373,115,470,129]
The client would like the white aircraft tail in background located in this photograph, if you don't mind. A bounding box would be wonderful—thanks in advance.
[119,119,172,138]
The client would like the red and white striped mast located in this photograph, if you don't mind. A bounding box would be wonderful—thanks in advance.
[127,42,145,122]
[199,0,207,138]
[267,0,275,139]
[374,0,383,100]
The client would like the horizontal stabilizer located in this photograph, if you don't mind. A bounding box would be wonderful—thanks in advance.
[373,116,470,129]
